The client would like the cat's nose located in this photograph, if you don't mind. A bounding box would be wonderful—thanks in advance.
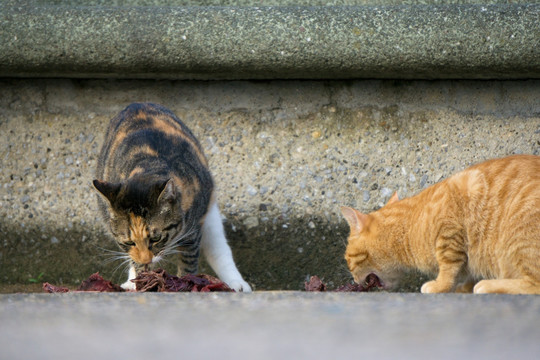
[130,247,154,265]
[139,251,153,265]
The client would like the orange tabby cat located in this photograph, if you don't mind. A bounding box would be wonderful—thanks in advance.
[341,155,540,294]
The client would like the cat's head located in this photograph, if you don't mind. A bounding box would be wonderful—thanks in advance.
[341,192,401,290]
[93,176,182,268]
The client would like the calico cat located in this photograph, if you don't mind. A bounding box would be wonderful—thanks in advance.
[341,155,540,294]
[93,103,251,292]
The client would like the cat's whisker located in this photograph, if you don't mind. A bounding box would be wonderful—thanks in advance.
[152,255,176,269]
[100,255,131,265]
[158,247,183,259]
[110,258,133,279]
[93,244,128,258]
[98,249,127,257]
[163,227,197,251]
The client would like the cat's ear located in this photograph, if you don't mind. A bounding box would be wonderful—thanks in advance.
[157,179,177,204]
[387,191,399,205]
[93,179,121,204]
[341,206,368,233]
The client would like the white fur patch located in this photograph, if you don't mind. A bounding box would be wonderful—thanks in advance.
[201,202,252,292]
[121,266,137,290]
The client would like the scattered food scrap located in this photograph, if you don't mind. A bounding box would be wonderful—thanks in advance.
[132,269,234,292]
[43,272,124,293]
[305,274,383,292]
[42,282,70,293]
[77,272,125,292]
[304,275,327,292]
[43,269,233,293]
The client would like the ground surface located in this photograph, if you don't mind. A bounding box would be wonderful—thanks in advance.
[1,292,539,359]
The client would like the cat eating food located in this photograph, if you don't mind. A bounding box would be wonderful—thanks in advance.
[341,155,540,294]
[93,103,251,292]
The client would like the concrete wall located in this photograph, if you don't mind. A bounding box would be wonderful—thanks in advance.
[1,0,539,290]
[1,79,539,290]
[2,3,539,79]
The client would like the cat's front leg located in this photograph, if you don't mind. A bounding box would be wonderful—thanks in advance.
[201,202,252,292]
[121,265,137,290]
[422,231,467,293]
[421,269,458,294]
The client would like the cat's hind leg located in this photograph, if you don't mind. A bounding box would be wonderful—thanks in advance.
[201,201,252,292]
[473,278,540,294]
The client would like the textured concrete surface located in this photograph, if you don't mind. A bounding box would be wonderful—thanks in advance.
[1,2,539,79]
[1,292,540,359]
[1,79,539,290]
[39,0,540,5]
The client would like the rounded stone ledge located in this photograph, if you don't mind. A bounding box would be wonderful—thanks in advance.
[34,0,539,5]
[1,3,539,80]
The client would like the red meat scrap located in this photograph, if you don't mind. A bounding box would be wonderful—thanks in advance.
[304,275,327,292]
[43,269,234,293]
[305,274,383,292]
[131,269,234,292]
[42,282,70,293]
[76,272,125,292]
[42,272,125,293]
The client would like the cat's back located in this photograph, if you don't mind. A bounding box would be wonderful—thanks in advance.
[447,155,539,197]
[479,154,540,214]
[452,155,539,253]
[97,103,208,179]
[469,154,540,181]
[106,103,197,138]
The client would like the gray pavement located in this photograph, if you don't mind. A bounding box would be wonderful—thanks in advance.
[1,292,539,360]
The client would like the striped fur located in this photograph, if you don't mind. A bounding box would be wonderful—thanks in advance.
[94,103,213,278]
[342,155,540,294]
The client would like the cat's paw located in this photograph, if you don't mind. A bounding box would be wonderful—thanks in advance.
[227,279,252,293]
[421,280,451,293]
[121,280,136,291]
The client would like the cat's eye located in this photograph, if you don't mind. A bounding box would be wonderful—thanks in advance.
[123,241,135,247]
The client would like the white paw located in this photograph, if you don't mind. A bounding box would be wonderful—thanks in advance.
[226,279,252,292]
[421,281,437,293]
[121,280,136,291]
[473,280,489,294]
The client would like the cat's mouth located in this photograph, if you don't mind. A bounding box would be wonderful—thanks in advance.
[363,273,385,290]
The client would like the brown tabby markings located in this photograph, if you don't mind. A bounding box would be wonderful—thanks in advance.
[151,114,208,167]
[128,144,158,158]
[342,155,540,294]
[105,131,127,180]
[172,175,201,213]
[128,167,145,178]
[94,103,215,276]
[103,112,206,180]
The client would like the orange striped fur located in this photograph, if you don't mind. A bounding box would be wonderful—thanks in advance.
[342,155,540,294]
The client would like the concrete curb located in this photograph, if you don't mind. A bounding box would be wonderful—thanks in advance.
[1,2,539,79]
